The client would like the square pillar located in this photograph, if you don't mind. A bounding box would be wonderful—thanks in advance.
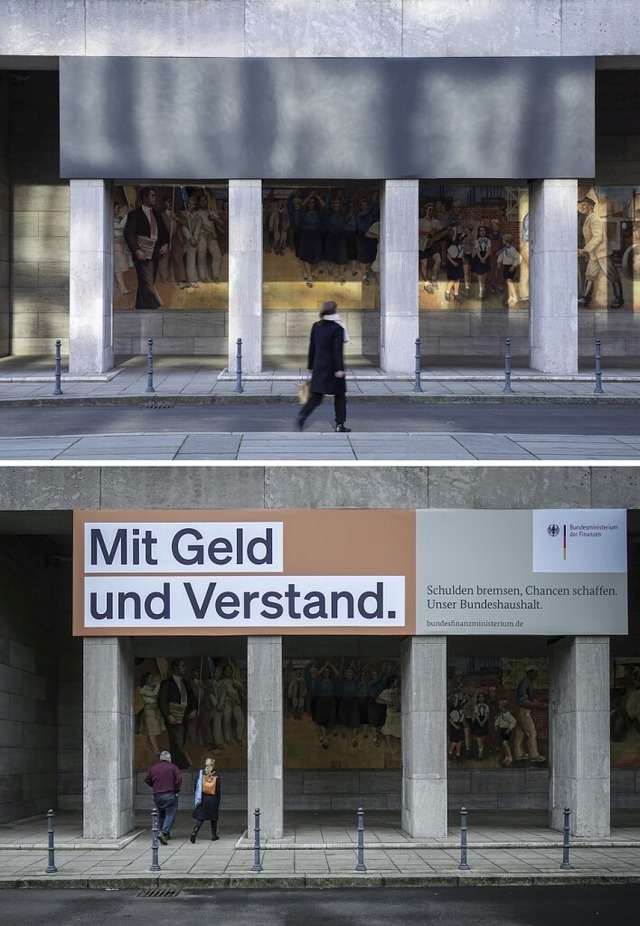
[247,636,283,839]
[380,180,419,374]
[529,179,578,374]
[83,637,135,839]
[549,636,610,837]
[401,635,448,837]
[69,179,114,374]
[228,179,262,373]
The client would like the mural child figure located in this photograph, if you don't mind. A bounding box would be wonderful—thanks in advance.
[471,690,490,759]
[494,699,517,766]
[448,693,464,760]
[496,233,522,306]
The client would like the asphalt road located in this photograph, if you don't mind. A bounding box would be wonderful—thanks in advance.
[0,885,636,926]
[0,400,639,437]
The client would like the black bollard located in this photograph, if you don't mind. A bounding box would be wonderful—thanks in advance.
[560,807,572,870]
[502,337,514,394]
[234,338,244,394]
[594,339,604,394]
[45,809,58,873]
[150,808,161,872]
[146,338,156,395]
[53,340,63,396]
[458,807,470,871]
[413,337,423,393]
[251,807,263,872]
[355,807,367,872]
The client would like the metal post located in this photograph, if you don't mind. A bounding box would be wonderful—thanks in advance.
[251,808,263,872]
[146,338,156,395]
[594,339,604,394]
[355,807,367,872]
[150,809,161,872]
[458,807,470,871]
[53,340,63,396]
[45,809,57,873]
[413,337,423,393]
[560,807,572,870]
[234,337,244,394]
[502,337,513,394]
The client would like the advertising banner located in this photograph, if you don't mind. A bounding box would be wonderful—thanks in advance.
[416,509,628,636]
[73,510,415,636]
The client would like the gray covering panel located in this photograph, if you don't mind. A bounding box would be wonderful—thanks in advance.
[60,56,595,180]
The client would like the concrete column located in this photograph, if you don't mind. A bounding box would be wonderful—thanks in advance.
[247,636,283,839]
[401,635,448,837]
[69,179,113,374]
[549,636,610,837]
[380,180,419,374]
[83,637,135,839]
[529,178,578,374]
[228,179,262,373]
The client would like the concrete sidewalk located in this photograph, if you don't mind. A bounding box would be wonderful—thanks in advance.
[3,357,640,461]
[1,356,640,405]
[1,811,640,888]
[3,430,640,462]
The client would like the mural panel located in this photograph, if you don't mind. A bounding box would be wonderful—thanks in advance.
[283,657,401,770]
[446,657,548,769]
[418,184,530,311]
[578,185,640,310]
[611,657,640,768]
[135,656,246,771]
[262,183,381,313]
[113,183,229,312]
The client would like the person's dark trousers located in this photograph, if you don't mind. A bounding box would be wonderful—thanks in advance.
[332,377,347,426]
[191,820,218,842]
[133,257,162,310]
[154,792,178,837]
[298,391,323,426]
[298,379,347,427]
[165,723,191,769]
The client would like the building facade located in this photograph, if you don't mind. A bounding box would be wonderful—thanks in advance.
[1,464,639,840]
[2,2,640,374]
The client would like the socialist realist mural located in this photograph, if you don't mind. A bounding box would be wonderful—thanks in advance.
[133,653,640,772]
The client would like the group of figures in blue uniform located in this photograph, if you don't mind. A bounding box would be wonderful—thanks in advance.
[263,187,381,287]
[284,659,401,754]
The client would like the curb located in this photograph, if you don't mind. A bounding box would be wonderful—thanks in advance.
[0,394,639,409]
[2,872,640,890]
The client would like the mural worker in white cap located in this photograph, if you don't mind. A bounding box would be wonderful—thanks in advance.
[144,750,182,845]
[577,193,625,308]
[512,666,546,764]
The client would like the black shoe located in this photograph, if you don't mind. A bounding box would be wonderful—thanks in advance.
[157,832,168,845]
[335,424,351,433]
[190,831,197,844]
[212,834,220,841]
[293,418,305,432]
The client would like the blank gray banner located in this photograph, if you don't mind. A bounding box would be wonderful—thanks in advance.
[60,56,595,180]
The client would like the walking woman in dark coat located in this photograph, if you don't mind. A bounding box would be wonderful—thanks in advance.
[190,756,221,842]
[295,301,351,433]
